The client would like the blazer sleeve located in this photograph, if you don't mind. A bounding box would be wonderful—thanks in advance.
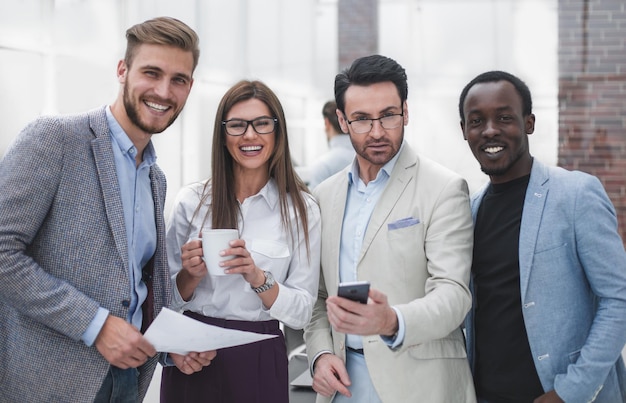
[396,173,474,347]
[0,116,101,341]
[553,174,626,402]
[304,181,338,363]
[304,268,334,363]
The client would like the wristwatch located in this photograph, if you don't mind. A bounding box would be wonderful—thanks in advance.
[251,270,275,294]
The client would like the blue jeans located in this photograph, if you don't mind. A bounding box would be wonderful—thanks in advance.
[93,366,139,403]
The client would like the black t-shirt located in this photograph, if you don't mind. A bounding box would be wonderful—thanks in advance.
[472,174,545,402]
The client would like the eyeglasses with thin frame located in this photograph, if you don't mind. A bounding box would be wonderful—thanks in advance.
[345,109,404,134]
[222,117,278,136]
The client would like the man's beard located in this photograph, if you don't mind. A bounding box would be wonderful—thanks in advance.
[352,129,403,167]
[123,82,180,134]
[480,147,525,177]
[481,165,509,176]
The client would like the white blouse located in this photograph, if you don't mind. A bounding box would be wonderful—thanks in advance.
[166,178,321,329]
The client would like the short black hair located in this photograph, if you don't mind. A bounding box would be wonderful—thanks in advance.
[334,55,408,113]
[458,70,532,123]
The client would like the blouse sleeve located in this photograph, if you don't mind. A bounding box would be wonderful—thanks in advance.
[166,183,204,311]
[268,193,322,329]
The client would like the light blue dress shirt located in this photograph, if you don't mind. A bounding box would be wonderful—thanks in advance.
[340,145,406,350]
[81,107,156,345]
[332,145,407,403]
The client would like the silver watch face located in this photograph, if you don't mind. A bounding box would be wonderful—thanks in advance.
[264,271,275,286]
[253,271,275,293]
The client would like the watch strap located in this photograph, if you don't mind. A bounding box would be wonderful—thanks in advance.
[251,270,275,293]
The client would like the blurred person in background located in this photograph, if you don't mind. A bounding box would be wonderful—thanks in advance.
[297,100,355,190]
[161,79,321,403]
[460,70,626,403]
[304,54,476,402]
[0,16,215,403]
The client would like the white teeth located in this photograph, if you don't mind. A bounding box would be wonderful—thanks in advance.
[241,145,262,152]
[485,146,503,154]
[145,101,169,111]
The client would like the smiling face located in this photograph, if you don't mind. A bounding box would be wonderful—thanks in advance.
[338,81,408,183]
[461,80,535,184]
[115,43,194,141]
[225,98,276,177]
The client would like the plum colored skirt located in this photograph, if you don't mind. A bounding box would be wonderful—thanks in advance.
[160,311,288,403]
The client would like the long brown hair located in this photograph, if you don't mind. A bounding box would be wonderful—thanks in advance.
[195,80,313,255]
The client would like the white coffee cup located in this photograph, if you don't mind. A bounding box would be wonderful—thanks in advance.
[201,229,238,276]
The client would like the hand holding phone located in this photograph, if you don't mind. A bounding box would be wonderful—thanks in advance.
[337,281,370,304]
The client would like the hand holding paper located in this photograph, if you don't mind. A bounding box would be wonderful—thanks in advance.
[144,308,277,355]
[169,350,217,375]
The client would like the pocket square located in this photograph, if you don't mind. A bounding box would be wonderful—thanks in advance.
[388,217,420,230]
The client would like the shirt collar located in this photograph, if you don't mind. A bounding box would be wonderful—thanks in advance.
[247,177,279,209]
[105,106,157,166]
[347,141,404,185]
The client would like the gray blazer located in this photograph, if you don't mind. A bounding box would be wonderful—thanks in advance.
[0,106,171,402]
[465,159,626,403]
[305,144,476,402]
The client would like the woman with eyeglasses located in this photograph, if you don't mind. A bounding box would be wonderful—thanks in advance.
[161,80,321,403]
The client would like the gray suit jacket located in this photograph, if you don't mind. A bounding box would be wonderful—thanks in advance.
[465,159,626,403]
[0,107,171,402]
[304,144,476,402]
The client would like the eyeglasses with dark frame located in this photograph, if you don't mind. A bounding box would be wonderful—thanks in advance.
[222,117,278,136]
[345,108,404,134]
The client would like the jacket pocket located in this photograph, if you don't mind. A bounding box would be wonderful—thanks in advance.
[407,337,468,360]
[567,349,581,363]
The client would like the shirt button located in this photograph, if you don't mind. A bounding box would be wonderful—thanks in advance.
[122,300,130,308]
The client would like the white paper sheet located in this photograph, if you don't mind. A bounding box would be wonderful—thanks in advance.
[144,308,277,354]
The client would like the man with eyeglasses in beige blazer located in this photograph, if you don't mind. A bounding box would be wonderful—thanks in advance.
[304,54,476,403]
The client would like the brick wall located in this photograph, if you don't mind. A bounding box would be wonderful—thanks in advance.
[338,0,378,71]
[559,0,626,244]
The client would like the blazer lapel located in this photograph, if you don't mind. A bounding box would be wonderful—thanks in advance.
[518,160,550,298]
[471,183,490,220]
[89,108,129,271]
[148,166,167,314]
[358,145,415,265]
[327,174,349,288]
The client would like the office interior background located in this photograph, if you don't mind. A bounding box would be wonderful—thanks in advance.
[1,1,625,400]
[2,1,624,242]
[0,0,561,214]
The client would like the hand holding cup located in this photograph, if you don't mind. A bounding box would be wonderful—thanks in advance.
[201,229,239,276]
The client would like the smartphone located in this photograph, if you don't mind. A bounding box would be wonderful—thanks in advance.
[337,281,370,304]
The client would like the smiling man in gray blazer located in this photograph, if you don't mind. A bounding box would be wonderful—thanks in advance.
[304,55,476,402]
[0,17,214,402]
[460,71,626,403]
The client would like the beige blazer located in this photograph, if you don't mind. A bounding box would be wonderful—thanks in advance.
[304,144,476,402]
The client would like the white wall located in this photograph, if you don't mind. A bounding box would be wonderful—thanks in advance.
[0,0,557,212]
[378,0,558,193]
[0,0,338,218]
